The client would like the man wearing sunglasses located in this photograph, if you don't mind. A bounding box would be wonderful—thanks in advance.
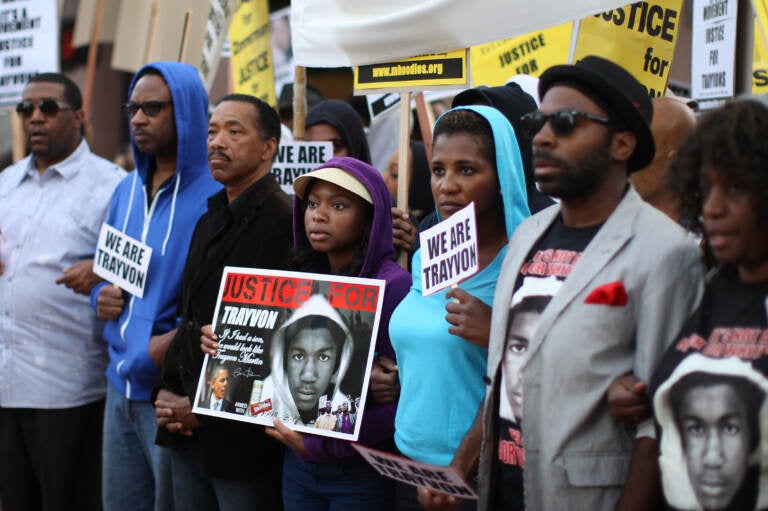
[90,62,220,511]
[0,73,124,510]
[423,57,704,511]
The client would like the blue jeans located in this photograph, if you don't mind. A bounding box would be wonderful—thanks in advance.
[102,383,173,511]
[282,449,395,511]
[169,445,280,511]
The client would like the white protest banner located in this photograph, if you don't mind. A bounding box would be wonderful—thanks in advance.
[271,141,333,194]
[419,202,478,296]
[193,267,385,443]
[291,0,638,68]
[691,0,737,101]
[352,445,478,500]
[0,0,58,108]
[93,223,153,298]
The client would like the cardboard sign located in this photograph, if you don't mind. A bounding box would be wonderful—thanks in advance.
[691,0,737,101]
[193,267,386,442]
[0,0,59,108]
[574,0,683,98]
[419,203,478,296]
[93,223,152,298]
[352,445,478,500]
[354,49,468,94]
[271,141,333,194]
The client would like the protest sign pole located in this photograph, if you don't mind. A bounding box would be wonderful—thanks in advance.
[144,2,161,64]
[293,66,307,140]
[567,20,580,63]
[735,0,754,94]
[178,10,194,62]
[396,91,412,269]
[82,0,105,141]
[11,110,24,162]
[414,92,434,161]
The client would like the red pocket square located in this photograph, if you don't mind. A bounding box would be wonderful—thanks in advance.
[584,281,628,306]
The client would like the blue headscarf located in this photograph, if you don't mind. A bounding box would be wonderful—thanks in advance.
[434,104,530,238]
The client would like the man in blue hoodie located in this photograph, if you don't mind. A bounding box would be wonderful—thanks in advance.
[91,62,220,511]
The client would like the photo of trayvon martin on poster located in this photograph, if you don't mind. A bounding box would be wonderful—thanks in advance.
[193,267,385,442]
[654,354,768,511]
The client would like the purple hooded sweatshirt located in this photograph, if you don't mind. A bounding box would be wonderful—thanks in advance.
[292,156,411,462]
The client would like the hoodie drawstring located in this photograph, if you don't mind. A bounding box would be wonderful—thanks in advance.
[121,172,138,233]
[161,173,181,255]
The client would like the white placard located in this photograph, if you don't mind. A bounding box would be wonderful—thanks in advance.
[93,223,152,298]
[352,444,478,499]
[0,0,59,108]
[271,141,333,195]
[691,0,737,100]
[419,202,479,296]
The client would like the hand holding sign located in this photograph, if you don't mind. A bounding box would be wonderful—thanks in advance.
[96,284,125,321]
[417,487,463,511]
[445,288,492,348]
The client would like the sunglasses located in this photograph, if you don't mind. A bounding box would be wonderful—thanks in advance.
[519,110,611,138]
[16,99,73,118]
[122,100,172,118]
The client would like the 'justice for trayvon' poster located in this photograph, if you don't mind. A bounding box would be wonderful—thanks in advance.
[193,267,385,442]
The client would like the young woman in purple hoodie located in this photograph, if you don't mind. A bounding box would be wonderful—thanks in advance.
[204,156,410,509]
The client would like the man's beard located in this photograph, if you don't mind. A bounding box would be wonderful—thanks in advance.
[533,138,613,199]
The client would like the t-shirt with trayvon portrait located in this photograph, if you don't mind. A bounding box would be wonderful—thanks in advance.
[494,218,601,510]
[650,266,768,511]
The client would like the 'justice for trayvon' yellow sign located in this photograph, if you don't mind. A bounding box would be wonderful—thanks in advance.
[229,0,277,106]
[573,0,683,97]
[470,23,573,86]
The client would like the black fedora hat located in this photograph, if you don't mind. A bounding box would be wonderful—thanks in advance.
[538,55,654,173]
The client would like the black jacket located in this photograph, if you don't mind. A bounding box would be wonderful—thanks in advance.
[157,174,292,479]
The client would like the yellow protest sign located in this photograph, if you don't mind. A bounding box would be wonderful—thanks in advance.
[573,0,683,98]
[354,50,468,94]
[470,23,573,86]
[229,0,276,106]
[753,1,768,94]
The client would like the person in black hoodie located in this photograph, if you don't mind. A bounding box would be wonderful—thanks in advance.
[305,99,372,164]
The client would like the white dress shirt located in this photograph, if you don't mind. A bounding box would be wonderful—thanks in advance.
[0,141,124,408]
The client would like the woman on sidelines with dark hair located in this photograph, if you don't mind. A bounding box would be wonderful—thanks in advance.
[610,98,768,510]
[387,105,530,510]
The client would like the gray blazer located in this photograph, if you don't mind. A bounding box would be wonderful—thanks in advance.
[478,188,704,511]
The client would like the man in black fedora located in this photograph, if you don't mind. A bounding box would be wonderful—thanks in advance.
[420,56,704,510]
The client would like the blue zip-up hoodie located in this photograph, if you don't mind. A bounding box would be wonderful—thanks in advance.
[91,62,221,401]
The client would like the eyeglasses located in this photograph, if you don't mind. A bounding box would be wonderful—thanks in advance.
[122,100,172,118]
[519,110,611,138]
[16,99,73,118]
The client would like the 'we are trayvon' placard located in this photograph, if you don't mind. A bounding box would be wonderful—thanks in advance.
[419,202,478,296]
[352,445,477,499]
[92,223,152,298]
